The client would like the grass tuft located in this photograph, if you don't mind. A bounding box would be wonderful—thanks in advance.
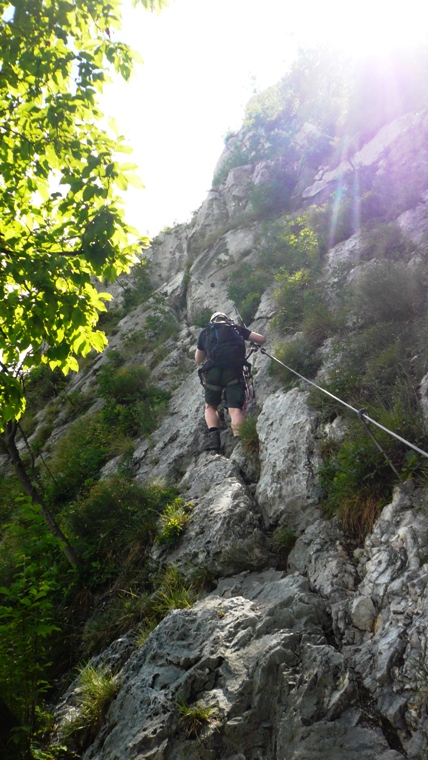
[61,664,119,742]
[237,415,259,455]
[176,697,216,739]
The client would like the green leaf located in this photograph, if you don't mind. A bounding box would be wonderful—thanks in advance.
[126,172,145,189]
[0,0,163,428]
[115,173,128,190]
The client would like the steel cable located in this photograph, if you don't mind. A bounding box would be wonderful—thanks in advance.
[260,347,428,463]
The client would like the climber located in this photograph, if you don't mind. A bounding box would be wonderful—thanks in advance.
[195,312,266,451]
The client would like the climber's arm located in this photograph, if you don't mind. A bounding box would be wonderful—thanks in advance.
[248,331,266,345]
[195,348,206,364]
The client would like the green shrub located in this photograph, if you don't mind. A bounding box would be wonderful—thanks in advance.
[43,413,109,508]
[64,476,177,584]
[226,263,271,324]
[301,298,342,344]
[193,308,213,328]
[0,475,22,534]
[98,261,153,333]
[308,318,426,414]
[145,312,179,343]
[97,362,171,438]
[119,295,179,354]
[134,617,158,647]
[258,215,320,273]
[319,430,391,540]
[351,260,427,326]
[82,591,152,655]
[156,498,193,545]
[121,260,153,311]
[248,164,297,217]
[83,564,198,657]
[318,385,428,541]
[273,268,315,330]
[24,365,69,413]
[98,363,151,404]
[96,306,124,335]
[358,222,412,262]
[18,408,38,439]
[60,388,97,423]
[269,336,322,389]
[29,422,54,456]
[147,565,197,620]
[0,500,66,751]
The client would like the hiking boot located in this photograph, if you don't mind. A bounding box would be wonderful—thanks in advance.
[204,429,221,451]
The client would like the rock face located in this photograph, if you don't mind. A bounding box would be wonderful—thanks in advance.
[256,389,322,532]
[54,106,428,759]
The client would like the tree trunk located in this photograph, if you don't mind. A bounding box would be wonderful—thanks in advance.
[4,421,80,568]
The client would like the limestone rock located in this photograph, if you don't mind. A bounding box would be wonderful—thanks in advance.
[398,193,428,245]
[256,389,322,532]
[302,110,427,200]
[350,596,376,631]
[145,226,190,288]
[153,456,273,577]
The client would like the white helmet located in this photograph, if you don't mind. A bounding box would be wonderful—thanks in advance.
[210,312,228,323]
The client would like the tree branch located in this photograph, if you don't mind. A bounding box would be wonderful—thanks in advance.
[4,421,80,568]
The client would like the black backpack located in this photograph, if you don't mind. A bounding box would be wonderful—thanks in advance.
[201,321,246,368]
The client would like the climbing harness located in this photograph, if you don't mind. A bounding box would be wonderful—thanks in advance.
[199,365,241,392]
[260,347,428,473]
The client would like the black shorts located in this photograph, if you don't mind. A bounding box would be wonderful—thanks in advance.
[203,366,245,409]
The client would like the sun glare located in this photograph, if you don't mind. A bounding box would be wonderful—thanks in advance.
[315,0,428,58]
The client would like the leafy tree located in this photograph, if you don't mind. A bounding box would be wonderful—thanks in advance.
[0,0,167,565]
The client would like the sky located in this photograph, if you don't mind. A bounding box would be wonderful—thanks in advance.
[101,0,428,239]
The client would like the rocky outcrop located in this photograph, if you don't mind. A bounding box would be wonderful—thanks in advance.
[52,105,428,760]
[302,109,428,203]
[54,482,428,760]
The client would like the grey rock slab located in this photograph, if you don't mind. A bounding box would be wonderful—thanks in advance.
[79,568,334,760]
[288,519,357,602]
[133,371,205,483]
[325,233,360,272]
[358,484,428,605]
[145,226,190,288]
[223,165,254,217]
[302,110,421,200]
[78,595,282,759]
[277,720,403,759]
[187,191,229,255]
[350,596,376,631]
[256,388,322,532]
[398,194,428,246]
[153,457,273,577]
[185,225,258,326]
[216,569,329,637]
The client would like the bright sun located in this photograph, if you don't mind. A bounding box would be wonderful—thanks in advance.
[300,0,428,58]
